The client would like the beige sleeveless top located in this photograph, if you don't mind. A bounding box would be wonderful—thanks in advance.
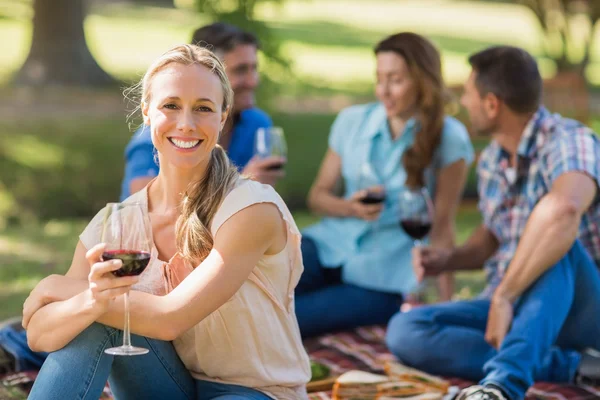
[81,179,310,399]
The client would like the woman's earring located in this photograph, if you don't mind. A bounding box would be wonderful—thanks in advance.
[153,147,159,167]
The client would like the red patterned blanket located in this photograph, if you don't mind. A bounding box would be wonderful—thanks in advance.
[2,325,598,399]
[306,326,600,400]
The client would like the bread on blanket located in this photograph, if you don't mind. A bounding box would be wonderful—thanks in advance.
[332,370,390,400]
[377,392,443,400]
[384,361,449,393]
[375,381,430,397]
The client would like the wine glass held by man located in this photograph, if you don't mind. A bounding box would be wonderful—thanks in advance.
[253,126,288,172]
[23,44,310,400]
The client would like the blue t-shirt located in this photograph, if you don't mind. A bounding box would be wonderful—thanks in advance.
[302,102,475,294]
[120,108,272,200]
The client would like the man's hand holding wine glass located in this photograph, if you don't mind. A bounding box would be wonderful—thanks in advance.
[85,243,140,312]
[412,246,453,282]
[242,155,286,186]
[250,126,287,186]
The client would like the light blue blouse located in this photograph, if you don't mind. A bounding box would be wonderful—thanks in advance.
[302,102,474,294]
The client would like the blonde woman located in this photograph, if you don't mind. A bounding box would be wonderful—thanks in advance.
[24,44,310,400]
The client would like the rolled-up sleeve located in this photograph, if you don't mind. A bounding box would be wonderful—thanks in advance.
[545,126,600,188]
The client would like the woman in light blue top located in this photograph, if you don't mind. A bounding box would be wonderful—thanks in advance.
[296,32,475,338]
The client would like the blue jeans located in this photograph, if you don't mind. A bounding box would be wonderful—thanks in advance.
[28,323,271,400]
[386,240,600,400]
[295,237,402,338]
[0,325,47,371]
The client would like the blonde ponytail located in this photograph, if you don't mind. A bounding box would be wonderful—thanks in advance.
[176,145,239,264]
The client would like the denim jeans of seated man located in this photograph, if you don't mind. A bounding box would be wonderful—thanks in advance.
[386,240,600,400]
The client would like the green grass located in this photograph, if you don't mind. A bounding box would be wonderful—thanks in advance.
[0,219,88,320]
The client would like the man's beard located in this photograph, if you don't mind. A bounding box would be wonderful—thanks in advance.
[472,118,498,137]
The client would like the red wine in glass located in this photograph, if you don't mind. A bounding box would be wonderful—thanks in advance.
[265,161,287,171]
[101,202,152,356]
[398,188,434,301]
[102,250,151,277]
[360,191,386,205]
[400,219,432,241]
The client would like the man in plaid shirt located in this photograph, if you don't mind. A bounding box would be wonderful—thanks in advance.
[386,46,600,400]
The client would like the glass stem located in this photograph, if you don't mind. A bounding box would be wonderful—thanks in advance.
[123,292,131,348]
[413,239,425,298]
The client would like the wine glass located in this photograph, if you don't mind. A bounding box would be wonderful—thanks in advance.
[254,126,288,170]
[101,202,152,356]
[398,187,434,305]
[357,162,385,206]
[398,187,434,247]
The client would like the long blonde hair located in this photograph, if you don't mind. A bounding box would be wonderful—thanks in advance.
[139,44,239,264]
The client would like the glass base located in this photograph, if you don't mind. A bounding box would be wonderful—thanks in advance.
[105,345,149,356]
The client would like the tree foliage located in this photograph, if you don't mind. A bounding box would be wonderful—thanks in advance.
[194,0,289,67]
[489,0,600,74]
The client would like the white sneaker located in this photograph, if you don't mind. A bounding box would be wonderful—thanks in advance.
[456,385,509,400]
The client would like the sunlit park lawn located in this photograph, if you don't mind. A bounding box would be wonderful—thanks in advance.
[1,0,599,319]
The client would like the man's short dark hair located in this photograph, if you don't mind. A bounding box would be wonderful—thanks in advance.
[191,22,259,55]
[468,46,542,113]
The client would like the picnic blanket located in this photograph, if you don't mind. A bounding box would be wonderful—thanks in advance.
[2,325,599,399]
[305,325,600,400]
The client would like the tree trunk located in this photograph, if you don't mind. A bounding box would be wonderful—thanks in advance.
[14,0,115,87]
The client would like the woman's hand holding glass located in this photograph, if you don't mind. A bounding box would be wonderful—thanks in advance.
[86,243,140,312]
[353,162,386,221]
[348,186,385,221]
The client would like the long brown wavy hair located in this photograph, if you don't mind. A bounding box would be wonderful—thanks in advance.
[139,44,238,264]
[375,32,446,189]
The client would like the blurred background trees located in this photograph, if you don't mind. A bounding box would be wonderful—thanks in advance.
[489,0,600,80]
[15,0,115,86]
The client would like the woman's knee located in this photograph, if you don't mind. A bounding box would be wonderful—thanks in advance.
[49,323,118,358]
[72,323,117,346]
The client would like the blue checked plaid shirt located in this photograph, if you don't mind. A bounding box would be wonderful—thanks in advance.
[478,106,600,298]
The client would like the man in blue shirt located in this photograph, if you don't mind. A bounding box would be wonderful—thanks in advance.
[0,23,284,377]
[120,22,284,200]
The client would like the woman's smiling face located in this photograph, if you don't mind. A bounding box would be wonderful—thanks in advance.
[143,62,228,171]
